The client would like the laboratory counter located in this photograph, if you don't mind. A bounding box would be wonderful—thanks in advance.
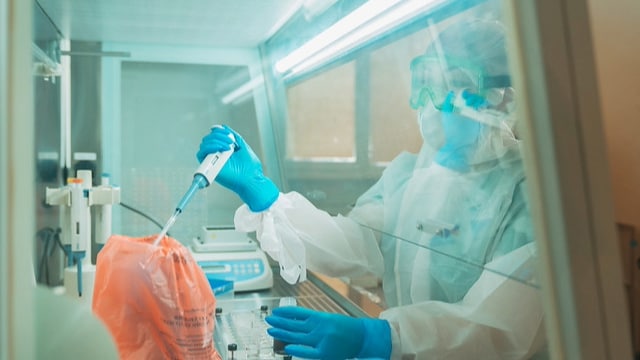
[213,267,385,360]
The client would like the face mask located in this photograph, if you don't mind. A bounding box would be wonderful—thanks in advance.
[434,111,484,171]
[418,91,520,169]
[417,104,445,150]
[436,110,519,170]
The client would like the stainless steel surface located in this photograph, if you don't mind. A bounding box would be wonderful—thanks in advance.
[213,269,375,359]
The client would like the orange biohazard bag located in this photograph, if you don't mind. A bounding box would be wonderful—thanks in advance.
[92,235,221,360]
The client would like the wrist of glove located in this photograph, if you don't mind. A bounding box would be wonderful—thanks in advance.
[234,174,279,212]
[266,306,392,360]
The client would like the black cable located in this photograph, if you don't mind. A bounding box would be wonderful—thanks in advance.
[47,228,61,256]
[55,230,66,255]
[36,229,48,284]
[119,201,169,235]
[36,228,52,284]
[36,203,167,284]
[36,227,64,285]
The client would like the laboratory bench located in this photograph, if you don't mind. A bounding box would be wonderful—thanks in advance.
[213,268,385,360]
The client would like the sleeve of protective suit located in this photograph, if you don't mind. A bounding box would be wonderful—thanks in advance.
[234,152,417,284]
[380,242,546,359]
[235,191,385,283]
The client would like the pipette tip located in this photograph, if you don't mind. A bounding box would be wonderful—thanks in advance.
[152,210,180,247]
[151,234,164,247]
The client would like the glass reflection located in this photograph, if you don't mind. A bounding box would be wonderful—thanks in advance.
[26,0,563,357]
[259,0,547,358]
[116,62,259,242]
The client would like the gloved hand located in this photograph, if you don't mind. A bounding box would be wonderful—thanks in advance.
[196,125,279,212]
[265,306,392,360]
[435,91,485,171]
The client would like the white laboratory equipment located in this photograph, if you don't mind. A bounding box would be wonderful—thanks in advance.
[189,227,274,292]
[45,170,120,300]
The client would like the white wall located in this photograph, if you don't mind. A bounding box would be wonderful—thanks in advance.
[589,0,640,230]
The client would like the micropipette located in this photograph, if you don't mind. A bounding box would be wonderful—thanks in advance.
[153,134,235,246]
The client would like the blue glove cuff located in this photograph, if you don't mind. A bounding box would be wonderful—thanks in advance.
[238,175,279,212]
[356,318,392,359]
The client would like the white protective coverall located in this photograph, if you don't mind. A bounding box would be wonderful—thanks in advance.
[235,15,546,360]
[235,141,546,359]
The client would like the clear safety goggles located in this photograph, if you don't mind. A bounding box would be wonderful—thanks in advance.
[409,55,511,110]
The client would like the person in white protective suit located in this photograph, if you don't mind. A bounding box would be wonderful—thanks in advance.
[196,18,546,360]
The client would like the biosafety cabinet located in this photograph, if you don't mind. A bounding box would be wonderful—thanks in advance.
[1,0,638,359]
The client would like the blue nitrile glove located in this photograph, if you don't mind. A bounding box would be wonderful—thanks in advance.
[434,91,485,172]
[196,125,279,212]
[265,306,392,360]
